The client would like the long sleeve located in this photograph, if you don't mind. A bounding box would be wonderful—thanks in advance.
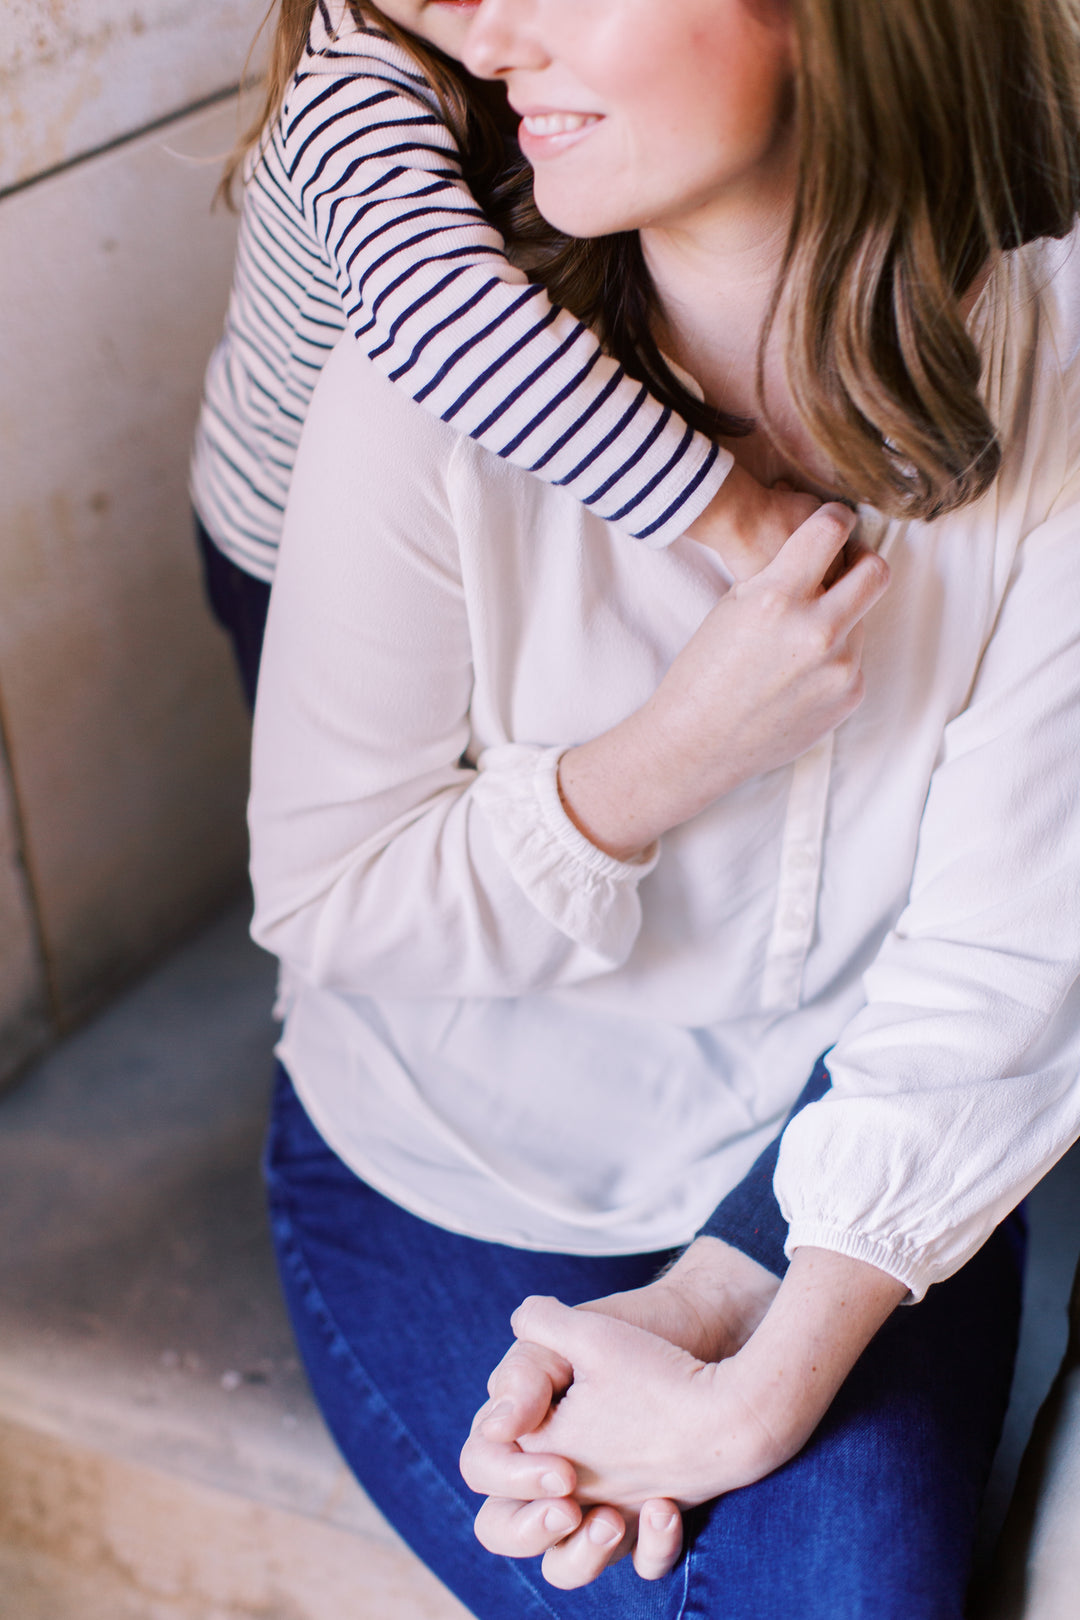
[774,483,1080,1300]
[248,347,657,1000]
[279,12,728,544]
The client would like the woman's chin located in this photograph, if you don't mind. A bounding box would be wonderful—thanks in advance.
[530,181,643,242]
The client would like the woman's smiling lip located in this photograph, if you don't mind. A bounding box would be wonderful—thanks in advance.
[514,107,604,159]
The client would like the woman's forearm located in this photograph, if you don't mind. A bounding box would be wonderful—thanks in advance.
[578,1234,782,1362]
[718,1247,908,1474]
[556,701,697,863]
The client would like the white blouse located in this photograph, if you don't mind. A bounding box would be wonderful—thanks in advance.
[250,230,1080,1300]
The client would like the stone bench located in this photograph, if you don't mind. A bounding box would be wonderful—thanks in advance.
[0,902,1077,1618]
[0,906,467,1619]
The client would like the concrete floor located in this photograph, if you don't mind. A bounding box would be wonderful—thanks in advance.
[0,901,1077,1609]
[0,903,471,1618]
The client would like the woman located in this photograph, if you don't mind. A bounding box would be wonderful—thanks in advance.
[249,0,1080,1613]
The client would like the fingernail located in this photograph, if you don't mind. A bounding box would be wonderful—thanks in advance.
[544,1505,576,1534]
[588,1516,622,1548]
[540,1471,567,1495]
[648,1507,680,1533]
[482,1400,513,1429]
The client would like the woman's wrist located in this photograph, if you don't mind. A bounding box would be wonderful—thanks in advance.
[723,1246,908,1461]
[651,1236,781,1360]
[555,499,881,864]
[575,1235,780,1364]
[662,1246,909,1502]
[556,696,721,863]
[555,718,667,863]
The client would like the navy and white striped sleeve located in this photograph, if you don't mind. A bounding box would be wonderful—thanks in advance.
[284,45,731,545]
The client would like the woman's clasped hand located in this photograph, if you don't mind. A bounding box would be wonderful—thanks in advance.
[461,1240,906,1589]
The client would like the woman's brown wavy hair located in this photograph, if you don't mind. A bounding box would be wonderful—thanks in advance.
[777,0,1080,515]
[225,0,1080,520]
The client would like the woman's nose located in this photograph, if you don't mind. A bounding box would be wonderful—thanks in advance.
[464,0,551,80]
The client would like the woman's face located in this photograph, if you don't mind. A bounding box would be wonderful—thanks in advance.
[464,0,796,239]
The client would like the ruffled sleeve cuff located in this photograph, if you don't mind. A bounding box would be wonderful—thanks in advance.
[471,743,659,966]
[782,1221,924,1302]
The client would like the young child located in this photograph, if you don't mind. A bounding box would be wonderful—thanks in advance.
[192,0,812,703]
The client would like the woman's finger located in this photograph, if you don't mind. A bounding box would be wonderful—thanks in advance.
[459,1428,576,1500]
[511,1293,630,1367]
[473,1494,582,1559]
[758,501,858,594]
[479,1337,572,1442]
[632,1499,683,1581]
[819,545,890,628]
[540,1506,630,1590]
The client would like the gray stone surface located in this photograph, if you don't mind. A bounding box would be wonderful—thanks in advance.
[974,1141,1080,1576]
[0,1416,469,1620]
[0,726,49,1088]
[0,99,254,1030]
[0,904,384,1538]
[0,0,265,190]
[0,902,471,1614]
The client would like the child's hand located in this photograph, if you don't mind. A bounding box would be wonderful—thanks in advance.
[686,462,821,580]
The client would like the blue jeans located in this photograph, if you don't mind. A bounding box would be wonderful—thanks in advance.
[265,1063,1023,1619]
[194,514,271,711]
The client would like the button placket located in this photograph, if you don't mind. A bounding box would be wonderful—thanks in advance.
[760,732,834,1011]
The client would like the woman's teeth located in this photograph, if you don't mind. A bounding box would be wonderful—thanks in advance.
[521,112,599,137]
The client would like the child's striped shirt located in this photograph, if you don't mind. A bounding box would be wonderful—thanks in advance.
[191,0,729,581]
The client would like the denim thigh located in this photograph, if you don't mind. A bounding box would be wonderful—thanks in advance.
[264,1064,1022,1620]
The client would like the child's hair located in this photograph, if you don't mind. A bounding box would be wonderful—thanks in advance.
[224,0,1080,521]
[220,2,505,209]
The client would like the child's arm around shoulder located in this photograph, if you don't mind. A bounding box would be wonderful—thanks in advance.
[280,15,811,560]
